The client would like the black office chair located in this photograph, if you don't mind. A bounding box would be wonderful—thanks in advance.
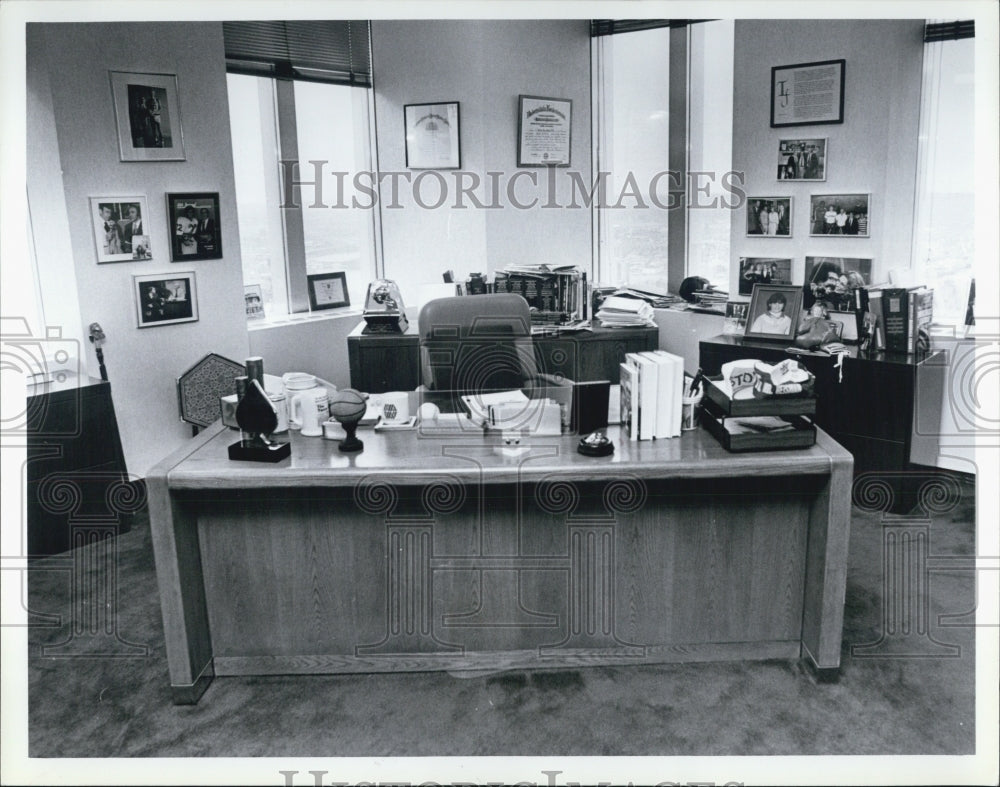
[418,294,559,393]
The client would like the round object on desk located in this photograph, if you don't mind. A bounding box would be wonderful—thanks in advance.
[329,388,367,421]
[577,431,614,457]
[418,402,440,422]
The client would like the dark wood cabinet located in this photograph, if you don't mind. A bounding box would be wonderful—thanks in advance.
[699,335,946,512]
[26,375,130,557]
[348,321,658,393]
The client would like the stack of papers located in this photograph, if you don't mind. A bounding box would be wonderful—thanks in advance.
[596,295,656,328]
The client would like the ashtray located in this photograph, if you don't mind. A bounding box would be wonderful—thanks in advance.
[577,431,614,457]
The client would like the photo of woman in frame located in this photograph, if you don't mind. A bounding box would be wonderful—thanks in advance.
[744,284,803,342]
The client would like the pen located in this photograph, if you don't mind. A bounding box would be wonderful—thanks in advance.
[688,369,705,396]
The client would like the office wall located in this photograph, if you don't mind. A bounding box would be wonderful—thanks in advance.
[729,19,924,294]
[30,23,249,477]
[371,20,593,294]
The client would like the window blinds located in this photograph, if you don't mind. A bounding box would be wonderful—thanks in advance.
[223,21,372,86]
[923,20,975,42]
[590,20,709,36]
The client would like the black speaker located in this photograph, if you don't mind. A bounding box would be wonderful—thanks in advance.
[572,380,610,435]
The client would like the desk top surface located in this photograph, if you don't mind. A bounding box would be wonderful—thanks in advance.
[702,334,944,367]
[155,419,851,491]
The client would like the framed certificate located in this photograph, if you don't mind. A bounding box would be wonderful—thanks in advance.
[307,272,350,311]
[517,95,572,167]
[771,59,845,128]
[404,102,460,169]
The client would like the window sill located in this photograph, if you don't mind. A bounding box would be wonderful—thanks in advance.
[247,308,364,332]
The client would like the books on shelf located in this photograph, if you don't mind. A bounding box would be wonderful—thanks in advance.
[493,264,588,326]
[868,285,933,354]
[619,362,638,441]
[619,349,684,440]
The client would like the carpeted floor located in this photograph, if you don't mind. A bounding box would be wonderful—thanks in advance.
[25,475,976,758]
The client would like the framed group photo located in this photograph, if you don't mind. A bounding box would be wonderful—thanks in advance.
[517,95,572,167]
[90,195,151,263]
[809,193,871,236]
[746,197,792,237]
[777,138,827,180]
[167,192,221,261]
[133,271,198,328]
[307,272,350,311]
[738,257,792,295]
[109,71,185,162]
[744,284,803,342]
[404,102,460,169]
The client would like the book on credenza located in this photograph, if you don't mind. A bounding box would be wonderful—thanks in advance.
[880,287,910,353]
[619,362,638,440]
[908,287,934,353]
[625,352,657,440]
[641,349,684,438]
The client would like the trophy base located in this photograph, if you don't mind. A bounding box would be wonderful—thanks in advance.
[228,439,291,463]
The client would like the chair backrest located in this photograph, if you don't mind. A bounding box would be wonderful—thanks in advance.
[417,294,538,392]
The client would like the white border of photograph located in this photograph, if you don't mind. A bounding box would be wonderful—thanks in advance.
[133,271,199,328]
[777,138,827,181]
[89,195,151,263]
[745,196,793,237]
[109,70,185,162]
[809,193,872,237]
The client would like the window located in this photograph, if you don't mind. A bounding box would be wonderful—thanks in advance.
[225,21,377,321]
[911,24,975,325]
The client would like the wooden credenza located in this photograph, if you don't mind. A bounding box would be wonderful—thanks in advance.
[347,321,658,393]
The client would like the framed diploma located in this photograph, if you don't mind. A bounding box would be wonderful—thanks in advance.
[770,59,845,128]
[404,102,460,169]
[517,95,572,167]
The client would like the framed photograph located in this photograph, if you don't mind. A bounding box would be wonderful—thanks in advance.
[777,138,827,180]
[517,95,572,167]
[723,301,751,335]
[109,71,185,161]
[809,193,871,237]
[404,102,460,169]
[771,59,845,128]
[133,271,198,328]
[746,197,792,237]
[307,272,350,311]
[167,192,222,261]
[244,284,265,321]
[744,284,803,342]
[90,196,151,263]
[803,256,873,312]
[738,257,792,296]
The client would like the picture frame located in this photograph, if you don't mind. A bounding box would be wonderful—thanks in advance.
[777,138,827,181]
[809,193,871,237]
[746,197,792,237]
[244,284,265,321]
[404,102,460,169]
[517,95,572,167]
[744,284,803,342]
[89,196,152,263]
[770,59,845,128]
[133,271,198,328]
[803,256,873,312]
[738,257,792,295]
[723,301,751,335]
[167,192,222,261]
[307,272,350,311]
[109,71,185,161]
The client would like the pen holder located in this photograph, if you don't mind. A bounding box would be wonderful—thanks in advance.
[681,391,703,431]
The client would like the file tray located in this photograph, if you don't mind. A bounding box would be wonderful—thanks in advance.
[701,378,816,452]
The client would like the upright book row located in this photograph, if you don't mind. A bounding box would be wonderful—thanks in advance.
[619,350,686,441]
[857,286,933,354]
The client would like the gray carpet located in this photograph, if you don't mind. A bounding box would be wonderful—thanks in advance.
[26,475,976,758]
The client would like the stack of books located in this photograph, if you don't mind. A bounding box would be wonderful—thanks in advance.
[866,286,933,353]
[596,295,656,328]
[619,350,685,440]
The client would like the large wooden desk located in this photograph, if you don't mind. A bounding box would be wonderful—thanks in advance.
[148,420,852,704]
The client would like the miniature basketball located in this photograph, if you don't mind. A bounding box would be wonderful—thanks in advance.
[329,388,367,422]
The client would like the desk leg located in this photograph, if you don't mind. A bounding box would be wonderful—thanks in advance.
[147,477,213,704]
[801,435,854,671]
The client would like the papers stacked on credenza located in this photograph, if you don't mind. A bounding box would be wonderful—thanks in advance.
[596,295,656,328]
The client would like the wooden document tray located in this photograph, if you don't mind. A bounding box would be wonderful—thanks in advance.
[701,378,816,452]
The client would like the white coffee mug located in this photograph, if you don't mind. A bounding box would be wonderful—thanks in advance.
[290,390,325,436]
[380,391,410,424]
[269,392,289,433]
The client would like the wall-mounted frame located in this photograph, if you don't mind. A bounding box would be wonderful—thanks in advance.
[745,284,803,342]
[803,256,873,312]
[777,138,827,181]
[167,192,222,261]
[770,59,845,128]
[517,95,572,167]
[738,257,792,295]
[307,272,350,311]
[90,195,152,263]
[109,71,185,161]
[809,193,871,237]
[245,284,266,321]
[134,271,198,328]
[404,102,460,169]
[746,196,792,237]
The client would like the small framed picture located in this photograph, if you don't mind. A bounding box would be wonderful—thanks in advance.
[809,194,871,237]
[133,271,198,328]
[244,284,265,321]
[777,138,827,181]
[307,272,350,311]
[518,95,573,167]
[109,71,185,161]
[167,192,221,261]
[90,196,151,263]
[723,301,750,335]
[738,257,792,295]
[744,284,803,342]
[404,102,460,169]
[746,197,792,237]
[803,256,873,312]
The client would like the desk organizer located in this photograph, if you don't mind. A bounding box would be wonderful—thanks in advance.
[701,378,816,452]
